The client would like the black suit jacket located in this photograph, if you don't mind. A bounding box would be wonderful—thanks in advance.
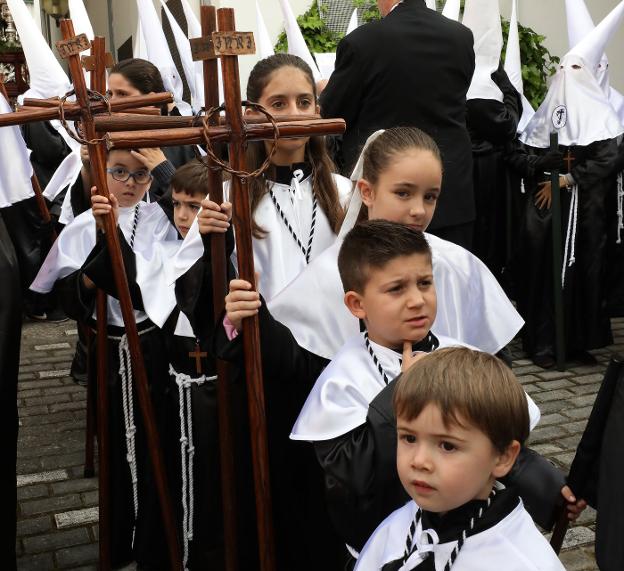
[320,0,475,229]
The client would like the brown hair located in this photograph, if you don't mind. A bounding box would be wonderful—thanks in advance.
[246,53,344,238]
[110,58,166,95]
[393,348,530,453]
[170,159,211,197]
[338,220,432,293]
[361,127,442,185]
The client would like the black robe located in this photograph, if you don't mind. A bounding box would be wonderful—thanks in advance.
[467,67,521,282]
[605,137,624,317]
[506,139,616,358]
[0,213,20,571]
[55,234,175,569]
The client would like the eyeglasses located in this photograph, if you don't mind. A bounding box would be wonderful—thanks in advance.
[106,167,153,185]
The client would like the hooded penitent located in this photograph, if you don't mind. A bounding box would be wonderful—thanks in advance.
[441,0,460,21]
[565,0,624,123]
[522,0,624,148]
[463,0,504,102]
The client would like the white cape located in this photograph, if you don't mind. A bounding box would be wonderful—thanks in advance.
[268,233,524,361]
[290,333,540,441]
[31,202,179,327]
[354,499,565,571]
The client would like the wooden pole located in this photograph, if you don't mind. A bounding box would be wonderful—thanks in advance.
[549,132,566,371]
[201,6,238,570]
[58,21,181,569]
[217,8,275,570]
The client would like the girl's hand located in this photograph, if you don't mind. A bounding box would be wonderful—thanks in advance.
[91,187,119,233]
[401,341,429,373]
[561,486,588,521]
[225,279,261,332]
[198,200,232,235]
[130,148,167,171]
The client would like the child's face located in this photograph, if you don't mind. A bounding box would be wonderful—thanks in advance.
[251,66,317,164]
[345,253,436,348]
[108,73,143,98]
[396,403,516,514]
[359,149,441,231]
[172,189,203,238]
[106,151,151,208]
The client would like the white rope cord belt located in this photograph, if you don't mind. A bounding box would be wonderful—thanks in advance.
[562,184,579,288]
[617,172,623,244]
[169,364,217,571]
[109,325,157,545]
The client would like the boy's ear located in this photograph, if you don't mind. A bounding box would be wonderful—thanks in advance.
[344,290,367,320]
[358,179,375,208]
[492,440,521,479]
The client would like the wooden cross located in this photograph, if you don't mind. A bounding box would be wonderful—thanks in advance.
[86,9,345,571]
[564,149,575,173]
[0,23,182,570]
[189,341,208,375]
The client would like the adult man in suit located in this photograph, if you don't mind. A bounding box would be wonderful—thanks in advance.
[320,0,476,249]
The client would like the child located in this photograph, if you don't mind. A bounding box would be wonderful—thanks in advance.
[289,220,541,552]
[31,148,180,568]
[172,53,352,303]
[355,347,565,570]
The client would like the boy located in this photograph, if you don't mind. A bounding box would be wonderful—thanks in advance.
[290,220,542,552]
[355,347,565,570]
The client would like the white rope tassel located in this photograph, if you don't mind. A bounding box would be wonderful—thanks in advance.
[617,172,623,244]
[520,178,526,194]
[169,365,215,570]
[562,184,579,289]
[118,334,139,544]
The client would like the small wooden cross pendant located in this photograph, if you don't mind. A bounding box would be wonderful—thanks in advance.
[189,342,208,375]
[564,149,575,173]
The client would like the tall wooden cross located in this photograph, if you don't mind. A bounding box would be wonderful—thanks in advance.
[0,23,183,570]
[97,8,345,571]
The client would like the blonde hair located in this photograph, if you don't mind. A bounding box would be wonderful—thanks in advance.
[393,347,529,453]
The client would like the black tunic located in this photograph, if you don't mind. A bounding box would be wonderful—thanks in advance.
[0,213,20,571]
[506,139,616,358]
[605,138,624,317]
[467,67,521,281]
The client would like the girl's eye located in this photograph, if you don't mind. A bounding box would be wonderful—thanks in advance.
[299,99,312,107]
[401,434,416,444]
[394,190,410,199]
[272,101,285,109]
[440,441,456,452]
[425,193,438,203]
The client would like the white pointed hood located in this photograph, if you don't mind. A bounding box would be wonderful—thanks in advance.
[565,0,624,124]
[441,0,460,21]
[256,1,275,59]
[0,92,34,207]
[278,0,322,82]
[425,0,436,9]
[136,0,192,115]
[346,8,359,34]
[504,0,535,132]
[68,0,95,88]
[133,14,148,59]
[521,0,624,148]
[6,0,71,99]
[463,0,504,101]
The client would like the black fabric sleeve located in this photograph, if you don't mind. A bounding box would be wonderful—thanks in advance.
[55,270,97,323]
[504,139,540,180]
[570,139,618,188]
[151,160,176,190]
[615,138,624,174]
[81,229,145,311]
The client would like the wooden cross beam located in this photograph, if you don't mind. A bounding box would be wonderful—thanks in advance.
[54,22,181,569]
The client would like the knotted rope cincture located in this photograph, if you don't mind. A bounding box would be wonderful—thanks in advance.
[199,101,280,181]
[169,365,216,570]
[562,184,579,288]
[616,172,623,244]
[57,88,111,145]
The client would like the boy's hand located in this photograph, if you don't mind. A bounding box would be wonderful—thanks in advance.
[401,341,428,372]
[561,485,587,521]
[130,148,167,171]
[80,145,90,165]
[225,278,261,332]
[91,186,119,233]
[198,200,232,235]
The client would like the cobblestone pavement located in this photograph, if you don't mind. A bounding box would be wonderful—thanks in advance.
[15,317,624,570]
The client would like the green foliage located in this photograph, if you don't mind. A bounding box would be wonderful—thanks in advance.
[274,2,341,54]
[501,19,559,109]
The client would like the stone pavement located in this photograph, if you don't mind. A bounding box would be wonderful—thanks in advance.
[15,317,624,570]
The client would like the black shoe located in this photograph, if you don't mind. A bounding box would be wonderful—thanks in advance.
[569,350,598,365]
[45,307,69,323]
[533,353,556,369]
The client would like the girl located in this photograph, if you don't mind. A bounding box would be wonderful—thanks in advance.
[173,53,352,302]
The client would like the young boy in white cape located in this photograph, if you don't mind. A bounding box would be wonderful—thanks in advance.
[354,347,565,571]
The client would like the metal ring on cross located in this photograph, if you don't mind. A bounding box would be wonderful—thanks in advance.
[200,101,280,181]
[57,89,112,146]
